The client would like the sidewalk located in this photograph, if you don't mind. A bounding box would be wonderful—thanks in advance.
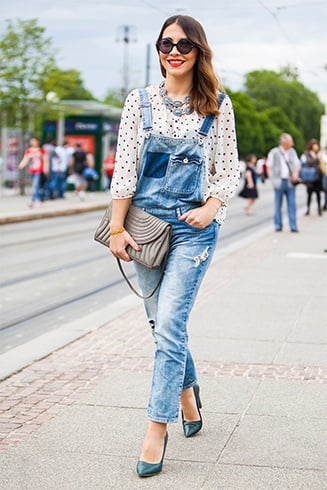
[0,204,326,488]
[0,189,109,224]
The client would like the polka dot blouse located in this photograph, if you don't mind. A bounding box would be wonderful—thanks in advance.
[111,84,240,224]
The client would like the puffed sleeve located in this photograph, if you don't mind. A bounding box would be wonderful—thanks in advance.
[207,94,240,206]
[110,89,141,199]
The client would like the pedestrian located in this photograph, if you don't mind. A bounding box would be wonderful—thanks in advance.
[83,151,99,192]
[301,139,324,216]
[69,143,88,200]
[109,14,240,477]
[266,133,301,232]
[53,140,74,198]
[238,153,258,215]
[103,150,116,190]
[256,156,268,183]
[18,136,48,208]
[42,137,57,199]
[322,148,327,211]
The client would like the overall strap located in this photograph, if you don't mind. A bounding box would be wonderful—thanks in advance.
[198,92,226,137]
[138,88,152,131]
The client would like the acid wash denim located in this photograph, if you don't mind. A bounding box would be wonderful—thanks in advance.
[131,89,220,423]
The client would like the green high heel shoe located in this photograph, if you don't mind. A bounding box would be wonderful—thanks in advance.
[182,384,203,438]
[136,433,168,477]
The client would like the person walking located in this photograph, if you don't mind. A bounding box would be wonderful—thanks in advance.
[238,153,258,215]
[301,139,324,216]
[18,136,48,207]
[109,14,240,477]
[53,140,74,199]
[42,137,57,199]
[266,133,301,232]
[322,148,327,211]
[69,143,88,200]
[103,150,116,190]
[83,151,99,192]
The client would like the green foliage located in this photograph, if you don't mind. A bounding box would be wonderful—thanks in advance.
[102,90,124,108]
[244,68,324,149]
[228,67,324,158]
[40,67,94,100]
[228,91,265,157]
[0,18,96,135]
[0,19,57,129]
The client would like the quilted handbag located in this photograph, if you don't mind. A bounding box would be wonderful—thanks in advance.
[94,203,172,298]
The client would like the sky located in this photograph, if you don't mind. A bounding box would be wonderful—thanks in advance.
[1,0,327,104]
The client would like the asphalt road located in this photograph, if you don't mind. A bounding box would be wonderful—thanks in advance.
[0,182,307,354]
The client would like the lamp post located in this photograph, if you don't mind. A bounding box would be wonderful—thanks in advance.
[45,91,64,145]
[116,25,137,101]
[145,43,151,87]
[0,111,8,196]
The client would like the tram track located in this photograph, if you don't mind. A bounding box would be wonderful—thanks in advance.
[0,275,134,332]
[0,214,272,334]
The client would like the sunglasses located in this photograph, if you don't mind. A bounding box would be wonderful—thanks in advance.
[156,38,195,55]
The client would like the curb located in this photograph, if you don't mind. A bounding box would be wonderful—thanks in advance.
[0,202,108,225]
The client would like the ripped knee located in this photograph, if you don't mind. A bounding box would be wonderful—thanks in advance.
[193,246,209,267]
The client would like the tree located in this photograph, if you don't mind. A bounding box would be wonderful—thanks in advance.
[40,67,95,100]
[103,90,124,108]
[228,90,266,158]
[244,68,324,151]
[0,18,57,130]
[228,88,306,158]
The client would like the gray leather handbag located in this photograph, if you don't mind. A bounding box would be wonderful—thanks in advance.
[94,203,172,298]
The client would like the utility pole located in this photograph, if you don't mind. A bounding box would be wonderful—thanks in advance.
[116,25,137,101]
[145,43,151,87]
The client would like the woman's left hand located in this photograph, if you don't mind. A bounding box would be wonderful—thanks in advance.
[179,199,221,229]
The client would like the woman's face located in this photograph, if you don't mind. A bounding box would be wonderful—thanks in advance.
[30,138,40,148]
[311,143,319,153]
[159,23,198,79]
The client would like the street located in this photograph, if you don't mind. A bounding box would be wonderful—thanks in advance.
[0,183,307,353]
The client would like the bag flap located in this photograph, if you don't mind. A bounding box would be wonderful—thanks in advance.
[125,205,171,244]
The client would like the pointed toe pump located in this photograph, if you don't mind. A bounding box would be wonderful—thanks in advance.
[136,433,168,478]
[182,384,203,438]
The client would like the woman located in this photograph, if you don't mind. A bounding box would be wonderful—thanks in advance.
[109,15,239,477]
[18,136,48,207]
[301,139,324,216]
[239,154,258,215]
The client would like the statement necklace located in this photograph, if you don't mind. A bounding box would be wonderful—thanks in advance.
[159,81,193,116]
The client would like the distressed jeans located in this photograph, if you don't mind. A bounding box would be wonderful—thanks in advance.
[134,213,219,423]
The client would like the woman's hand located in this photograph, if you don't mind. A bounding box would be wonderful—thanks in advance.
[179,198,221,229]
[109,230,141,262]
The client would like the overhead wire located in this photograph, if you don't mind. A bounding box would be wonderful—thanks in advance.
[256,0,318,77]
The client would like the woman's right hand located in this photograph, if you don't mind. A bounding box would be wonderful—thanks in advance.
[109,231,141,262]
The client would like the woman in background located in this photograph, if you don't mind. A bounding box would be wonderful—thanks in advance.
[18,136,48,208]
[239,154,258,215]
[301,139,324,216]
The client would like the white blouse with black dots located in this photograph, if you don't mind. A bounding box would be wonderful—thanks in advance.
[111,85,240,224]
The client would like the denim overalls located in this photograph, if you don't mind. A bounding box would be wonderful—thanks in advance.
[133,88,221,423]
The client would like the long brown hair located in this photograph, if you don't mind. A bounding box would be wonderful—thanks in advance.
[306,139,319,152]
[156,15,224,116]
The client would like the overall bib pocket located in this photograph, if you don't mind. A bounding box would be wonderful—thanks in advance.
[164,154,203,195]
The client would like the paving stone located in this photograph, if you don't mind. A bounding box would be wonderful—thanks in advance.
[203,463,327,489]
[220,414,327,470]
[247,379,327,418]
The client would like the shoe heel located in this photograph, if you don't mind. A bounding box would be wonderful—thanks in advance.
[182,384,203,438]
[193,384,202,409]
[136,433,168,478]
